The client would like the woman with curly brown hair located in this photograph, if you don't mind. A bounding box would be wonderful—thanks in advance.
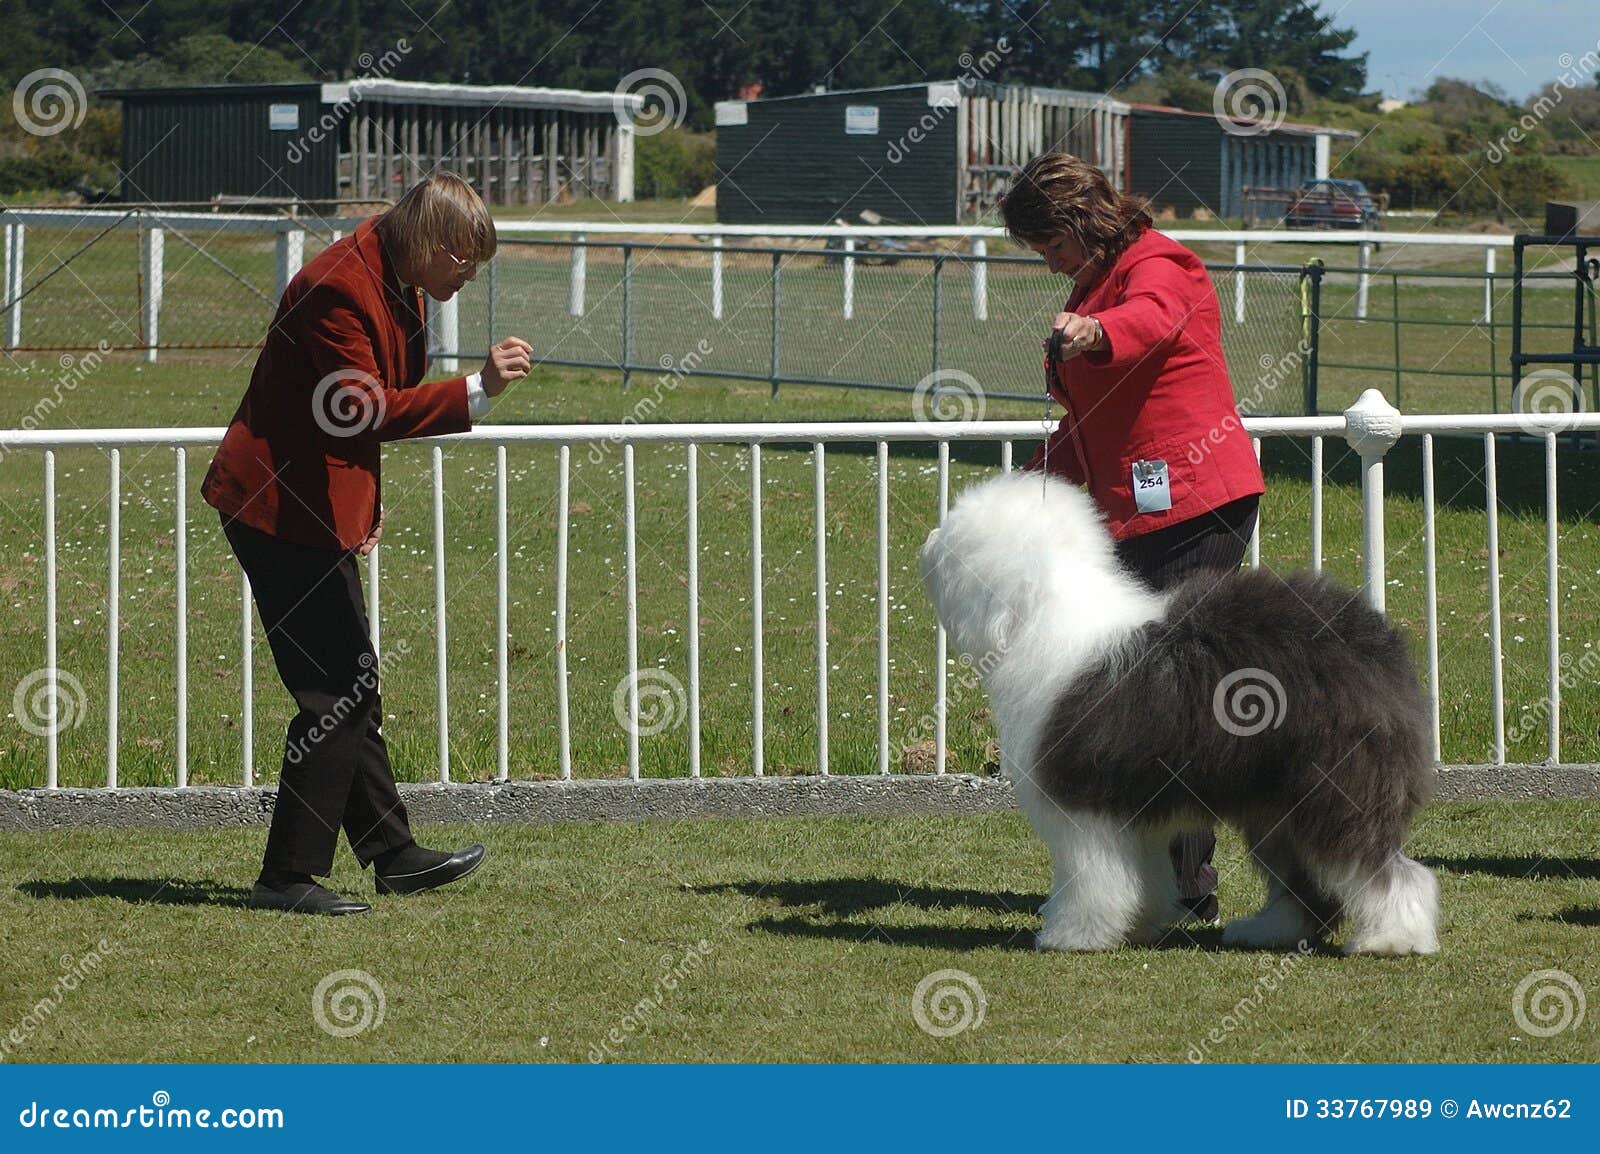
[998,151,1265,925]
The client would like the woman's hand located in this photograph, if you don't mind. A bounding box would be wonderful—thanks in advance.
[1043,312,1106,362]
[482,337,533,396]
[357,512,384,557]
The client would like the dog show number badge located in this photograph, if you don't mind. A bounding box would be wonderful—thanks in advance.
[1132,459,1171,513]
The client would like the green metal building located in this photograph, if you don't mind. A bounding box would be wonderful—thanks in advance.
[714,81,1130,226]
[714,84,1354,225]
[100,80,637,206]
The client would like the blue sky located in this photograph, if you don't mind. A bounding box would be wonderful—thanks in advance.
[1335,0,1597,101]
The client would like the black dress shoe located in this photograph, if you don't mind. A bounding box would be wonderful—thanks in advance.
[374,843,486,895]
[249,880,371,916]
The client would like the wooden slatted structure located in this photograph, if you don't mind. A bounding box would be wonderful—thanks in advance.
[326,79,638,205]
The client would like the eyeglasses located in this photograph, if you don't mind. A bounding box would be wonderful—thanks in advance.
[438,244,478,274]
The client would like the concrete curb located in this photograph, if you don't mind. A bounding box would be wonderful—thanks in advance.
[0,774,1017,832]
[0,765,1594,833]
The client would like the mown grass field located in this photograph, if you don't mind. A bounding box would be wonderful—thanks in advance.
[0,352,1597,790]
[0,805,1595,1063]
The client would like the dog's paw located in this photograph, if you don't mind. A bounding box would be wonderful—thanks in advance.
[1342,931,1439,957]
[1034,926,1124,952]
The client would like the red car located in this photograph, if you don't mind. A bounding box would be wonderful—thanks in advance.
[1284,179,1381,229]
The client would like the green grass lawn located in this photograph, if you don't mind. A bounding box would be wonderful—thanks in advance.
[0,355,1597,790]
[0,803,1595,1063]
[5,212,1586,418]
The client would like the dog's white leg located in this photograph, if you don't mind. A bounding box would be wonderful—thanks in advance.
[1222,833,1325,949]
[1316,854,1440,957]
[1033,809,1143,952]
[1221,879,1322,949]
[1127,829,1188,946]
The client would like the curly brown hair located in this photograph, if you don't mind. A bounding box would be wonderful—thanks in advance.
[998,152,1152,270]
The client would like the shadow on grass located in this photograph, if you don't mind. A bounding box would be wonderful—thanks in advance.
[1419,855,1600,880]
[17,876,253,908]
[703,877,1238,953]
[1549,906,1600,927]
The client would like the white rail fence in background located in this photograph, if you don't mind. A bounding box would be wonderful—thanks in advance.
[0,389,1593,792]
[0,209,1517,361]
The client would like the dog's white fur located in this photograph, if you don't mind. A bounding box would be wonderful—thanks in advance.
[919,472,1439,956]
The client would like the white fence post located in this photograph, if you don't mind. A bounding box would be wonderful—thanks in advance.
[1343,388,1402,611]
[842,237,855,320]
[273,228,304,301]
[1233,240,1246,324]
[1356,240,1371,320]
[141,226,164,364]
[1483,247,1495,325]
[971,236,987,321]
[711,235,723,320]
[569,233,587,317]
[427,292,460,374]
[5,221,23,348]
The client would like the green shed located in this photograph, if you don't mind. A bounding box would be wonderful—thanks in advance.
[100,80,639,206]
[714,81,1130,225]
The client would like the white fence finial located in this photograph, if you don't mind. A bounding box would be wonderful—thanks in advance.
[1343,388,1402,612]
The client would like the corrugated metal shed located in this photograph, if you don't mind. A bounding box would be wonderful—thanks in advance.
[1128,103,1357,218]
[99,81,640,206]
[105,83,334,203]
[714,81,1129,225]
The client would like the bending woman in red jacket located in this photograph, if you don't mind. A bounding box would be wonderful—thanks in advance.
[204,171,533,915]
[1000,152,1265,924]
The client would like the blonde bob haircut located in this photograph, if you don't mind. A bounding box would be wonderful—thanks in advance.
[375,169,498,277]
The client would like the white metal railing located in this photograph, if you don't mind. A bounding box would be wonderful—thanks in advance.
[0,208,1523,361]
[2,388,1596,792]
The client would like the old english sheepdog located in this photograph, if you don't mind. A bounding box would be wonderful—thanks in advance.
[919,472,1439,956]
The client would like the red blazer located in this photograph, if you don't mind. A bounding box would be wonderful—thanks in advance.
[1024,228,1264,540]
[202,217,471,551]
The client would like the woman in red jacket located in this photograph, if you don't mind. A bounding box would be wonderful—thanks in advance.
[204,171,533,915]
[1000,152,1265,924]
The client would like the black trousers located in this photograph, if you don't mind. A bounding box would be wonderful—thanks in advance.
[223,516,413,876]
[1114,495,1260,901]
